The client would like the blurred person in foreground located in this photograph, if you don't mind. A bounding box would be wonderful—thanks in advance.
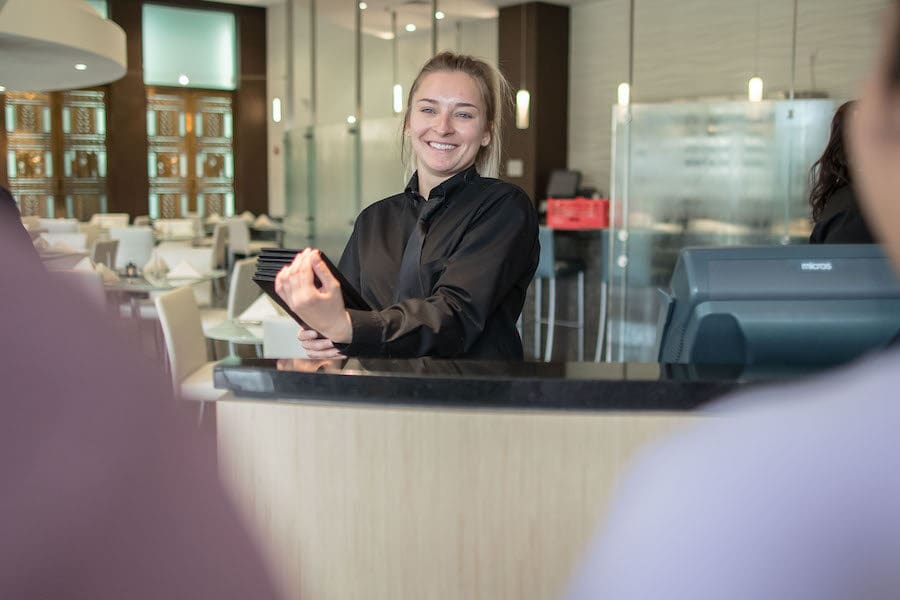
[0,221,280,596]
[565,7,900,599]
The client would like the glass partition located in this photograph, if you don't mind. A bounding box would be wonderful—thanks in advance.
[606,99,836,361]
[283,4,495,256]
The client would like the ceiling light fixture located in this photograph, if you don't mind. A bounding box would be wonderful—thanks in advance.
[359,2,367,9]
[435,11,445,20]
[74,63,87,71]
[405,23,416,32]
[178,74,190,86]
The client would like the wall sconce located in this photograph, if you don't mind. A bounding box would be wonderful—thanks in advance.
[272,97,282,123]
[748,76,764,102]
[393,84,403,114]
[617,82,630,106]
[515,89,530,129]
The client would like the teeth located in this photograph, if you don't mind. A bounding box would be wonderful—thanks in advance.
[429,142,456,150]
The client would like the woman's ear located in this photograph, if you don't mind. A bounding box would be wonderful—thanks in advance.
[481,128,491,147]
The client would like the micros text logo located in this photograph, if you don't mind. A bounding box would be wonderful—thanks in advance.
[800,261,833,271]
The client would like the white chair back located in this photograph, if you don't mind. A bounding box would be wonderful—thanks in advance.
[40,232,88,251]
[212,223,228,269]
[78,223,102,249]
[89,213,130,229]
[226,218,251,254]
[109,226,154,270]
[262,317,306,358]
[51,270,106,308]
[155,218,195,237]
[227,257,260,319]
[39,218,79,233]
[91,239,119,269]
[154,286,208,391]
[133,215,152,227]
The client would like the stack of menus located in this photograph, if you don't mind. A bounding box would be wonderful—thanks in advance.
[253,248,372,328]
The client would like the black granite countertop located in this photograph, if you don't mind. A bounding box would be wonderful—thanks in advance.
[210,357,821,412]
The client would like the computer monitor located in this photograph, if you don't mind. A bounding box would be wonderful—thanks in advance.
[656,245,900,366]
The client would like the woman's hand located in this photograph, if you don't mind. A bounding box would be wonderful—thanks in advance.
[297,326,346,359]
[274,248,353,344]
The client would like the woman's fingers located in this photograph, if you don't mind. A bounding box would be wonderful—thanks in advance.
[300,336,338,352]
[311,251,340,295]
[305,347,344,359]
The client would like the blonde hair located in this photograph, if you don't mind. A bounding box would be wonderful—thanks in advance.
[401,52,512,179]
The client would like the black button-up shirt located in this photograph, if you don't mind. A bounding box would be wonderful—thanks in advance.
[336,165,539,359]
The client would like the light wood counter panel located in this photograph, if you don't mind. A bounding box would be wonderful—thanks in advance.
[217,399,697,600]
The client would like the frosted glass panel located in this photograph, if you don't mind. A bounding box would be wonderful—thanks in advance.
[605,99,836,362]
[361,117,404,208]
[142,5,236,90]
[314,122,357,260]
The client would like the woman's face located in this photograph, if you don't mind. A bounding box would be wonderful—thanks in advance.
[406,70,490,187]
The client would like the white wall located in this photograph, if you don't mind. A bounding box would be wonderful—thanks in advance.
[569,0,887,195]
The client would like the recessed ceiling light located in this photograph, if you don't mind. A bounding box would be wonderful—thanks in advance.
[358,2,367,9]
[178,74,190,86]
[435,11,445,19]
[0,85,6,92]
[405,23,416,32]
[346,115,357,124]
[74,63,87,71]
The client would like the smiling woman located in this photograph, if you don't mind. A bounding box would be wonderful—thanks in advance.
[275,52,539,360]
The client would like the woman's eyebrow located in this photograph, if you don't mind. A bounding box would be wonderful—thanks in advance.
[416,97,480,110]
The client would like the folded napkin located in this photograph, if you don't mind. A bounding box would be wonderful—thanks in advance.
[143,252,169,278]
[95,262,120,282]
[237,294,281,324]
[254,214,275,227]
[72,257,96,272]
[206,213,222,224]
[166,260,203,280]
[240,210,255,223]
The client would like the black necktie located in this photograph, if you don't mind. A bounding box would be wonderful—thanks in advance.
[395,196,445,302]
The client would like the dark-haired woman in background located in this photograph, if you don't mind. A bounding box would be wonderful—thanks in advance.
[808,100,875,244]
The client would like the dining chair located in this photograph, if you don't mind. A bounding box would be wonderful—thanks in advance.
[91,239,119,269]
[154,286,228,402]
[78,223,102,250]
[39,218,79,233]
[40,232,88,251]
[133,215,152,228]
[226,218,268,267]
[155,218,195,237]
[533,226,586,361]
[89,213,130,229]
[227,257,261,319]
[109,226,154,270]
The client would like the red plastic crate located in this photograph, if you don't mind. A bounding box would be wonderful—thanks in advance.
[546,197,610,229]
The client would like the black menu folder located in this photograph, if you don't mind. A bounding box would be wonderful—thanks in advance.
[252,248,371,329]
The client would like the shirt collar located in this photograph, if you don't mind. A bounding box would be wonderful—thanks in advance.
[404,164,479,202]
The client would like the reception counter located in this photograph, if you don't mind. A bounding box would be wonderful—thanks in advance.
[210,358,764,600]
